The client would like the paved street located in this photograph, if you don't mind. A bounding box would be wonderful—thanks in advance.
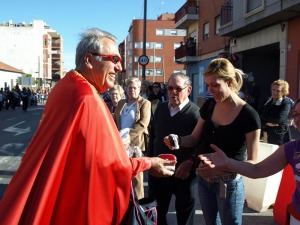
[0,103,45,199]
[1,102,295,224]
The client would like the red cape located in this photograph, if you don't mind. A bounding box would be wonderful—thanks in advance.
[0,71,150,225]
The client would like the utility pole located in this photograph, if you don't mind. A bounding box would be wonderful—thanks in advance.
[38,56,40,89]
[142,0,147,80]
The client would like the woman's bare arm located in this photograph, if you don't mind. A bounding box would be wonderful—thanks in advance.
[198,144,288,179]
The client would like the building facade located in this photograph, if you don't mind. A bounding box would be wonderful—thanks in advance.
[219,0,300,108]
[123,13,186,85]
[0,61,24,89]
[175,0,231,104]
[0,20,63,90]
[174,0,300,108]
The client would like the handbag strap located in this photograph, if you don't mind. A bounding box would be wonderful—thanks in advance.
[130,181,157,224]
[130,181,143,225]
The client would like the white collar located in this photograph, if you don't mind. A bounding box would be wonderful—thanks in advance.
[168,98,189,117]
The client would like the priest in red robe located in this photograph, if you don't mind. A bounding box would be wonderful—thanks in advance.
[0,28,174,225]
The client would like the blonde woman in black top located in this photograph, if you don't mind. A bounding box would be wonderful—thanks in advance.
[165,58,261,225]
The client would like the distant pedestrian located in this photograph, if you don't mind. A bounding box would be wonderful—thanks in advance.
[21,87,29,111]
[0,91,3,111]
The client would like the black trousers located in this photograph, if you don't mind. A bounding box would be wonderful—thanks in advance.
[148,172,197,225]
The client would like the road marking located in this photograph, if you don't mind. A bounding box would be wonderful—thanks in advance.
[3,121,31,136]
[0,143,25,156]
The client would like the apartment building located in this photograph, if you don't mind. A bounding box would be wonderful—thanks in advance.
[219,0,300,107]
[174,0,300,108]
[0,20,63,90]
[122,13,186,85]
[175,0,231,104]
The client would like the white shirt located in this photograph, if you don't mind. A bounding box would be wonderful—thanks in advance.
[120,102,137,130]
[168,98,189,117]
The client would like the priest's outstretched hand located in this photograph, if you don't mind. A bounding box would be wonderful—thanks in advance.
[148,157,176,177]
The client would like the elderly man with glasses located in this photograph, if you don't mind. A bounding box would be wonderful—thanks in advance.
[147,72,200,225]
[0,28,175,225]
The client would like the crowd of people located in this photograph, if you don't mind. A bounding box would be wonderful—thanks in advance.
[0,85,49,111]
[0,27,299,225]
[103,58,298,224]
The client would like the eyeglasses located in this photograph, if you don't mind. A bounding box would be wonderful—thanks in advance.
[167,86,188,92]
[89,52,122,64]
[153,86,160,88]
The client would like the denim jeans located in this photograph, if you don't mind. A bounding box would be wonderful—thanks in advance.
[198,175,244,225]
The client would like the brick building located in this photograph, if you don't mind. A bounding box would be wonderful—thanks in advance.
[174,0,300,107]
[120,13,186,85]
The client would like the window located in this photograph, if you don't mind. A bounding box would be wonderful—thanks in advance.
[245,0,264,13]
[134,56,139,62]
[156,69,163,76]
[146,69,152,75]
[156,28,186,36]
[174,70,186,74]
[174,43,181,49]
[146,42,151,48]
[154,56,163,63]
[134,42,163,49]
[134,69,143,77]
[170,30,177,36]
[154,42,163,49]
[215,16,220,34]
[134,42,143,49]
[203,22,209,40]
[156,29,164,35]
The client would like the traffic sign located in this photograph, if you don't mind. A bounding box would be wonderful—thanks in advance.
[138,55,149,66]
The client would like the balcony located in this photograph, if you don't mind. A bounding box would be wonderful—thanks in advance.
[220,0,233,27]
[52,43,61,48]
[52,54,61,59]
[219,0,300,37]
[175,0,199,29]
[175,40,198,64]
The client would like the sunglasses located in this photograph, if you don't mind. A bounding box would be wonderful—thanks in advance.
[89,52,122,64]
[167,86,188,92]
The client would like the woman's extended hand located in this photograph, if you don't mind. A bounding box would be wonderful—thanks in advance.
[196,144,229,178]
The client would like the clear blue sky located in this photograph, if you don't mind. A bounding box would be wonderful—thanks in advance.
[1,0,185,71]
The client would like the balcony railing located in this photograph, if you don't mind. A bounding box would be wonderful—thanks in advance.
[220,0,233,26]
[52,43,60,48]
[175,0,198,23]
[175,41,196,60]
[52,54,61,59]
